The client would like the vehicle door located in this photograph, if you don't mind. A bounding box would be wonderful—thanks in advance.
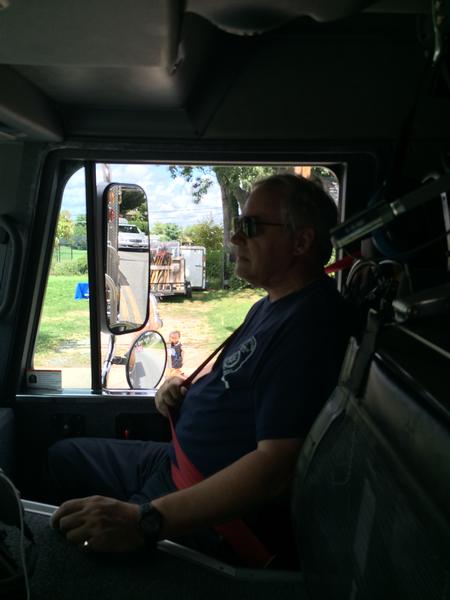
[11,154,170,501]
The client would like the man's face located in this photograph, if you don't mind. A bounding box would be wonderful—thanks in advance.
[231,186,298,291]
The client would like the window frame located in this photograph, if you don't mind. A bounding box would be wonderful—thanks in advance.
[17,142,383,397]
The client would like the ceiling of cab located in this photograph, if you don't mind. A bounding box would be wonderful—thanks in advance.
[0,0,438,142]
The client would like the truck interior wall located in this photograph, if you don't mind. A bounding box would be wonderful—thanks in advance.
[0,143,49,402]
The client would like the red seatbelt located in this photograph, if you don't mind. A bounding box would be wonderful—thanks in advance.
[324,252,361,274]
[182,324,243,388]
[168,409,274,568]
[167,323,274,567]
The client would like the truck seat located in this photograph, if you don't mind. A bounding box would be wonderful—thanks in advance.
[293,314,450,599]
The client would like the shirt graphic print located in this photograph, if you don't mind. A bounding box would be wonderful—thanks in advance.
[221,336,257,389]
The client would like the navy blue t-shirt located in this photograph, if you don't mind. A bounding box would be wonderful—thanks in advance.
[171,275,352,477]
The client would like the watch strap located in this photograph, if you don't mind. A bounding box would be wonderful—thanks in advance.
[138,503,163,549]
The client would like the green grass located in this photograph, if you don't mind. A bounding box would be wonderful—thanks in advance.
[34,278,264,367]
[163,288,265,346]
[34,275,90,358]
[197,289,265,342]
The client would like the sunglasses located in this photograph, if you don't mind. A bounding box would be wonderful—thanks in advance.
[232,216,285,238]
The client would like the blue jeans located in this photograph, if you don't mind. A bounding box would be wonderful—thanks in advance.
[47,438,176,504]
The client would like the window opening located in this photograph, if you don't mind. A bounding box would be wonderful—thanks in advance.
[28,163,339,392]
[32,167,91,389]
[100,164,339,390]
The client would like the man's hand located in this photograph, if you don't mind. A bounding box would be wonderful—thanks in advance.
[154,376,187,417]
[51,496,143,553]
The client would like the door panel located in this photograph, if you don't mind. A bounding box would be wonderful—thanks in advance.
[14,394,170,500]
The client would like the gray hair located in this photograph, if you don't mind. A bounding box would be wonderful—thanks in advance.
[252,173,337,265]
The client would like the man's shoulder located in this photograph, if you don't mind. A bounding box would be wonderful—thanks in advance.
[246,295,268,318]
[273,276,339,314]
[280,277,353,332]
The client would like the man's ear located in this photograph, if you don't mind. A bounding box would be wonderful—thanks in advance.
[292,227,315,256]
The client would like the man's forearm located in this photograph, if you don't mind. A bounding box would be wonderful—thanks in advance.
[51,438,303,552]
[152,438,302,539]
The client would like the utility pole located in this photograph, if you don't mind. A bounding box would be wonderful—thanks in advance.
[102,163,112,183]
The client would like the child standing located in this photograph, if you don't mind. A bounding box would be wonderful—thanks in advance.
[167,330,184,377]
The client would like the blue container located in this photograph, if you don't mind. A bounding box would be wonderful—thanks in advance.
[74,282,90,300]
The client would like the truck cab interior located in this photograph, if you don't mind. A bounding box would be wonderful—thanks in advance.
[0,1,449,598]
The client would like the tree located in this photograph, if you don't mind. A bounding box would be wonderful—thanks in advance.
[169,165,335,288]
[120,186,146,213]
[72,215,87,249]
[182,219,225,288]
[182,219,223,252]
[125,208,149,234]
[169,166,291,288]
[150,222,182,241]
[56,210,74,246]
[134,201,149,234]
[169,166,290,249]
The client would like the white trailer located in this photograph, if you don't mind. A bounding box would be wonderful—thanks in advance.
[181,246,206,290]
[149,243,206,298]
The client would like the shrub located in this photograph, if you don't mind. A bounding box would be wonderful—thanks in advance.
[227,273,250,291]
[75,255,88,274]
[50,255,88,276]
[205,249,222,288]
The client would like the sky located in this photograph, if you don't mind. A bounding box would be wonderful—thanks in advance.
[62,164,223,227]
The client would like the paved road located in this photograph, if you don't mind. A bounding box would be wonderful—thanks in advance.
[118,250,149,325]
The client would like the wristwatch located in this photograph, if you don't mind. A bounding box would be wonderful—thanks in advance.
[137,503,163,548]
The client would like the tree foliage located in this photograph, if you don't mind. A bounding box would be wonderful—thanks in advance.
[119,186,149,233]
[56,210,74,246]
[169,165,283,208]
[182,219,223,252]
[72,214,87,249]
[120,187,146,213]
[168,165,287,249]
[165,165,338,289]
[150,222,182,241]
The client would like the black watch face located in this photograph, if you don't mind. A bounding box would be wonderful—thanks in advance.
[139,505,162,540]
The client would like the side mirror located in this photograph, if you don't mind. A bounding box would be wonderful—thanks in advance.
[126,331,167,389]
[103,183,150,334]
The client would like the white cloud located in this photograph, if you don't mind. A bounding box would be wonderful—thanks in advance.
[61,168,86,217]
[62,164,223,226]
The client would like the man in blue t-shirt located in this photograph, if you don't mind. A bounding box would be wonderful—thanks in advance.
[49,174,353,565]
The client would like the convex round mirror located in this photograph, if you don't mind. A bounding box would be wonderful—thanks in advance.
[126,331,167,389]
[104,183,150,334]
